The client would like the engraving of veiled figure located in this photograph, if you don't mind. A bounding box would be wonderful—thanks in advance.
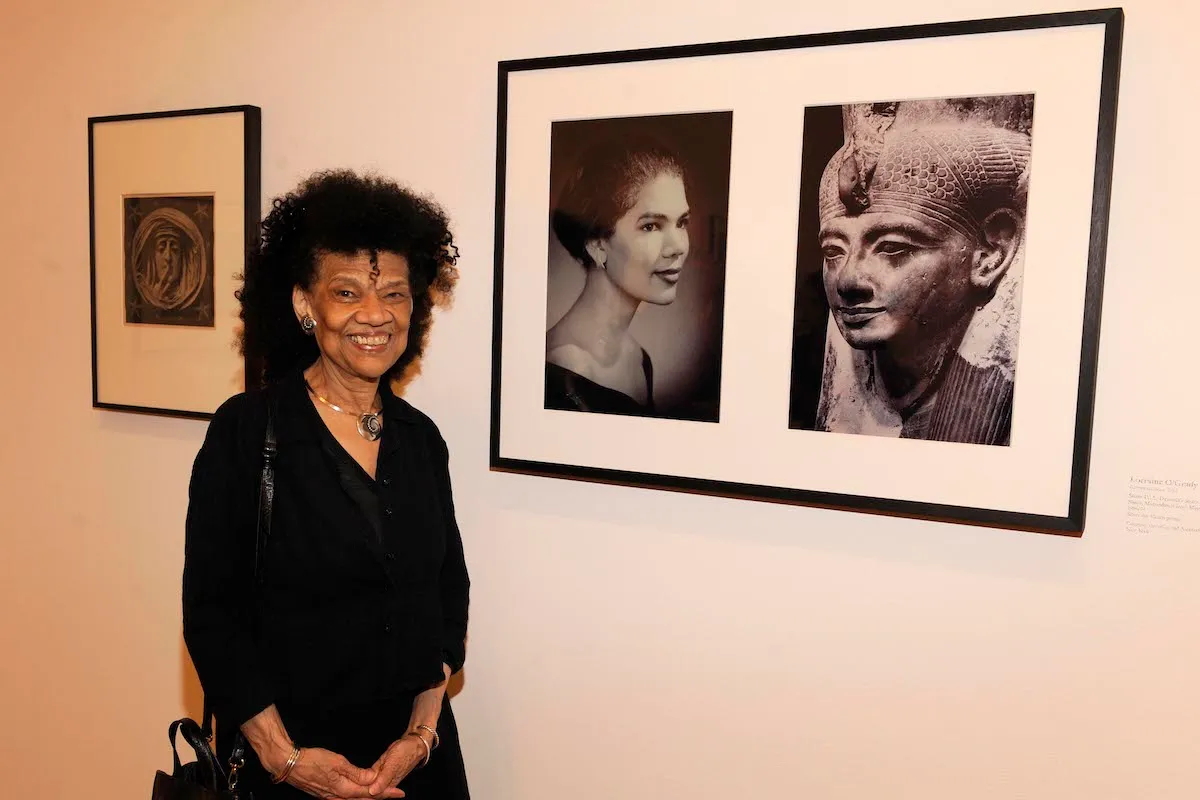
[131,206,208,312]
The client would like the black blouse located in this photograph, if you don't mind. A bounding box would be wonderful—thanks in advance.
[181,370,470,737]
[544,349,656,416]
[316,416,384,545]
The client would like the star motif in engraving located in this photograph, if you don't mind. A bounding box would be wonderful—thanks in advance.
[193,201,210,221]
[127,202,145,224]
[195,302,213,320]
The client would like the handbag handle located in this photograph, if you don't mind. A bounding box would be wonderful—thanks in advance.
[167,717,223,789]
[201,397,277,741]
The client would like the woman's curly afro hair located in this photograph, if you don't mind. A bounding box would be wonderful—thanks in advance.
[237,169,459,387]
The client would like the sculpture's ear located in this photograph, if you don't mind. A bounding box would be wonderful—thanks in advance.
[970,208,1022,292]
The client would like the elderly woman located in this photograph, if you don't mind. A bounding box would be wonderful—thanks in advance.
[182,170,470,799]
[545,134,691,416]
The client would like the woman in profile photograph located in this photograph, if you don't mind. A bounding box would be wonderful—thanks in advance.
[545,133,693,417]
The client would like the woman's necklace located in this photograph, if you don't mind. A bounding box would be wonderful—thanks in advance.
[305,380,384,441]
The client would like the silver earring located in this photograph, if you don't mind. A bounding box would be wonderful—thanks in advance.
[301,315,316,334]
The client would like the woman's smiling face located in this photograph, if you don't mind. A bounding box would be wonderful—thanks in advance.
[293,250,413,381]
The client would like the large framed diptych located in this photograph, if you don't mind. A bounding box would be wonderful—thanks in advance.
[490,9,1124,534]
[89,105,261,419]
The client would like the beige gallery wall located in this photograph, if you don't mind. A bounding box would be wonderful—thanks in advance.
[1,1,1197,798]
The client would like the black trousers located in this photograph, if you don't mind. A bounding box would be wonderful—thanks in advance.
[222,693,470,800]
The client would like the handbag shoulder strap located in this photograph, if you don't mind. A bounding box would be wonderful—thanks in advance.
[254,396,277,588]
[201,392,277,740]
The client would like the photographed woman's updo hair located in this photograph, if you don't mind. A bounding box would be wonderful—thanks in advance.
[552,134,685,269]
[237,169,459,387]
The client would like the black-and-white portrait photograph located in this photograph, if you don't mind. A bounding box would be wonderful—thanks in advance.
[123,194,215,327]
[545,111,732,422]
[789,94,1034,446]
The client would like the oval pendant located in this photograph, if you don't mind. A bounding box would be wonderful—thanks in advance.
[358,413,383,441]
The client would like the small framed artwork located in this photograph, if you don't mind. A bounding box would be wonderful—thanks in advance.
[490,9,1124,534]
[89,105,261,419]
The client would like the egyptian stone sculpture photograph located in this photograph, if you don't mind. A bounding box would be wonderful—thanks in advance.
[789,95,1034,446]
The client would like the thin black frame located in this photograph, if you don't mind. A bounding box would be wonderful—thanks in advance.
[490,9,1124,535]
[89,104,262,421]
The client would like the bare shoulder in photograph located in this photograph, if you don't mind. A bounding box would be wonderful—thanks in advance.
[789,95,1034,446]
[544,112,732,423]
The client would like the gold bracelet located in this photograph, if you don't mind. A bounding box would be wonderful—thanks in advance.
[415,724,440,750]
[272,746,302,784]
[407,731,432,767]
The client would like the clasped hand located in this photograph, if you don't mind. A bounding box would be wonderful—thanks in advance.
[283,737,426,800]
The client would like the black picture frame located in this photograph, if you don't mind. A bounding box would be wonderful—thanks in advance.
[490,9,1124,534]
[89,104,261,420]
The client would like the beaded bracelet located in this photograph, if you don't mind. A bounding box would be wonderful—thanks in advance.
[415,724,440,750]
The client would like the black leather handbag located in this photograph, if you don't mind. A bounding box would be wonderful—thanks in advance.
[152,402,277,800]
[151,716,241,800]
